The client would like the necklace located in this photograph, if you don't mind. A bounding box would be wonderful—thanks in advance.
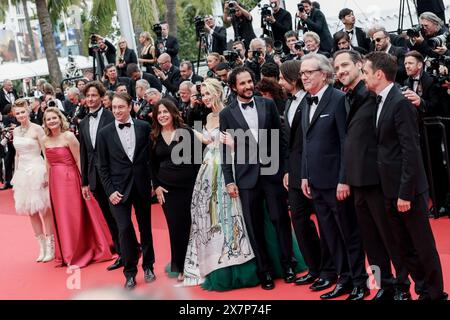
[19,124,30,136]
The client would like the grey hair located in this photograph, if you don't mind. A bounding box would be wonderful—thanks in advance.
[249,38,266,51]
[303,31,321,44]
[419,12,444,29]
[301,53,334,84]
[136,79,150,90]
[145,88,160,96]
[179,81,194,90]
[67,87,80,97]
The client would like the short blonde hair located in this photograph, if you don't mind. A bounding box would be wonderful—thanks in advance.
[12,99,31,113]
[201,78,224,108]
[43,107,70,136]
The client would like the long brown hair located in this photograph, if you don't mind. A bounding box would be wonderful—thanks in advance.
[151,98,185,147]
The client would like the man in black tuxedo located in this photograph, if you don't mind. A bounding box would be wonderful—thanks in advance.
[300,53,366,300]
[0,80,18,115]
[157,23,180,66]
[373,29,407,83]
[363,51,447,301]
[336,8,371,51]
[220,67,295,290]
[334,50,413,300]
[204,15,227,55]
[265,0,292,54]
[127,63,162,98]
[153,53,181,96]
[97,92,155,290]
[79,81,122,271]
[279,60,336,291]
[103,64,132,93]
[179,61,204,84]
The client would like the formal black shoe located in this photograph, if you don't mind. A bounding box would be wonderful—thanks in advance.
[320,283,352,300]
[284,267,296,283]
[372,288,395,301]
[418,292,448,301]
[0,183,12,190]
[124,276,136,290]
[260,273,275,290]
[394,290,412,300]
[295,273,318,285]
[144,268,156,283]
[309,278,336,292]
[106,257,123,271]
[346,286,370,301]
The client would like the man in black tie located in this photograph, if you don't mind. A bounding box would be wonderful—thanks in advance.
[204,15,227,55]
[220,66,295,290]
[300,53,367,300]
[153,53,181,96]
[363,51,447,301]
[335,8,371,51]
[279,60,337,291]
[0,80,18,115]
[179,61,204,84]
[97,92,155,290]
[79,81,122,271]
[157,23,180,66]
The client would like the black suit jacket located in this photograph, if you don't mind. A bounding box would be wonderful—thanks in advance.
[344,81,379,187]
[188,74,204,84]
[103,76,132,92]
[301,86,347,189]
[0,89,18,114]
[97,119,152,202]
[284,94,307,189]
[162,36,179,66]
[404,71,443,117]
[79,108,115,191]
[388,45,407,83]
[375,85,428,201]
[117,48,138,77]
[304,8,333,53]
[130,72,162,99]
[337,27,371,51]
[161,65,181,95]
[220,96,287,189]
[211,26,227,55]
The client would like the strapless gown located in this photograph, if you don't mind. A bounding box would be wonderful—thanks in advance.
[45,146,113,268]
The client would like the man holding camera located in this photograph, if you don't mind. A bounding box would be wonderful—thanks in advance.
[297,0,333,53]
[156,23,180,67]
[223,1,256,50]
[88,34,116,78]
[264,0,292,54]
[153,53,181,96]
[203,15,227,55]
[245,38,274,82]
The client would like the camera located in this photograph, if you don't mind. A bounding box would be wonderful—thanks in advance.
[294,40,305,50]
[260,4,272,18]
[195,82,203,103]
[406,25,423,38]
[223,50,240,68]
[425,55,450,85]
[153,23,163,40]
[47,100,56,108]
[228,1,237,15]
[427,32,450,50]
[89,33,99,49]
[298,3,305,12]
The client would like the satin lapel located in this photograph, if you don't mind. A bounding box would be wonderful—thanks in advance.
[376,87,395,136]
[132,120,141,161]
[94,110,107,149]
[112,125,130,161]
[291,97,306,134]
[256,98,266,131]
[229,101,250,131]
[284,99,293,130]
[308,86,332,131]
[81,118,94,150]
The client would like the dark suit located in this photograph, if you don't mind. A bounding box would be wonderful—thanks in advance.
[272,8,293,54]
[345,81,410,291]
[160,65,181,95]
[89,39,116,77]
[0,89,18,114]
[376,85,444,299]
[284,94,335,280]
[130,72,162,99]
[103,76,132,93]
[220,96,294,276]
[210,26,227,55]
[336,27,371,51]
[388,45,407,83]
[417,0,446,22]
[79,108,120,255]
[184,73,204,84]
[302,85,366,287]
[303,8,333,53]
[117,48,138,77]
[97,119,155,278]
[159,36,180,66]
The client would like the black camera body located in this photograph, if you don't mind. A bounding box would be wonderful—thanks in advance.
[260,4,272,18]
[194,16,205,38]
[426,55,450,85]
[194,82,203,103]
[47,100,57,108]
[298,3,305,12]
[89,33,99,49]
[406,25,423,38]
[153,23,163,40]
[224,50,240,69]
[294,40,305,50]
[228,1,237,15]
[427,32,450,50]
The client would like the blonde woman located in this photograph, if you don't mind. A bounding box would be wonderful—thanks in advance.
[116,37,137,77]
[11,99,53,262]
[138,31,157,74]
[42,107,113,268]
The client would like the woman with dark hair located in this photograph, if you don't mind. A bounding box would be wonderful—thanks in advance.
[332,31,367,55]
[151,98,198,281]
[255,78,287,117]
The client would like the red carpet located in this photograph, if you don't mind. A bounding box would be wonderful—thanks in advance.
[1,188,449,300]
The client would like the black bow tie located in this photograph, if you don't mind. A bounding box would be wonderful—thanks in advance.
[241,101,254,109]
[346,89,354,99]
[376,95,383,105]
[306,96,319,106]
[118,122,131,129]
[87,109,100,118]
[346,30,354,35]
[410,78,420,83]
[287,94,297,101]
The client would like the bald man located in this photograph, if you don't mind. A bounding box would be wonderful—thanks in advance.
[153,53,181,96]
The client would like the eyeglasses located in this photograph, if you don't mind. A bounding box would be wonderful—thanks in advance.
[373,37,386,43]
[300,69,321,77]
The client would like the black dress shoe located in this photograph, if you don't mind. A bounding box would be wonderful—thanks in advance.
[124,276,136,290]
[295,273,318,285]
[394,290,412,300]
[346,286,370,301]
[418,292,448,301]
[284,267,296,283]
[260,273,275,290]
[106,257,123,271]
[144,268,156,283]
[0,183,12,190]
[372,288,395,301]
[309,278,336,292]
[320,283,352,300]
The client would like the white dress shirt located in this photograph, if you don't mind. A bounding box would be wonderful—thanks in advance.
[238,98,259,142]
[115,117,136,162]
[88,107,103,149]
[309,84,329,123]
[288,90,307,126]
[376,83,395,127]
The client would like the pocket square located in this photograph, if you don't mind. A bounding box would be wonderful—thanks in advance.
[319,114,330,118]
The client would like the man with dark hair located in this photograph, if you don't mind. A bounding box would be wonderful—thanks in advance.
[221,66,295,290]
[264,0,293,54]
[363,51,447,301]
[215,63,232,102]
[126,63,162,97]
[223,1,256,50]
[157,23,180,66]
[179,61,204,83]
[103,64,132,93]
[79,80,122,271]
[260,62,279,82]
[88,34,116,77]
[336,8,370,51]
[297,0,333,53]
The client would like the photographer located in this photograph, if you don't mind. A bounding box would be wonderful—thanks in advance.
[264,0,293,54]
[204,15,227,55]
[102,64,132,93]
[245,38,273,82]
[153,53,181,96]
[186,82,211,127]
[408,12,450,59]
[297,0,333,53]
[126,63,162,98]
[42,83,64,112]
[278,31,305,63]
[29,97,43,125]
[304,31,331,57]
[177,81,194,121]
[0,104,17,190]
[88,34,116,77]
[223,1,256,50]
[155,23,180,67]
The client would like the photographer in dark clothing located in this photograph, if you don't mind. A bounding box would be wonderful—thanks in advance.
[223,1,256,50]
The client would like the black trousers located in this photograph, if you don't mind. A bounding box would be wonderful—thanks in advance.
[353,185,411,290]
[3,143,14,184]
[288,187,336,280]
[239,175,294,276]
[161,186,193,273]
[92,174,121,256]
[311,187,367,287]
[109,183,155,278]
[386,192,444,299]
